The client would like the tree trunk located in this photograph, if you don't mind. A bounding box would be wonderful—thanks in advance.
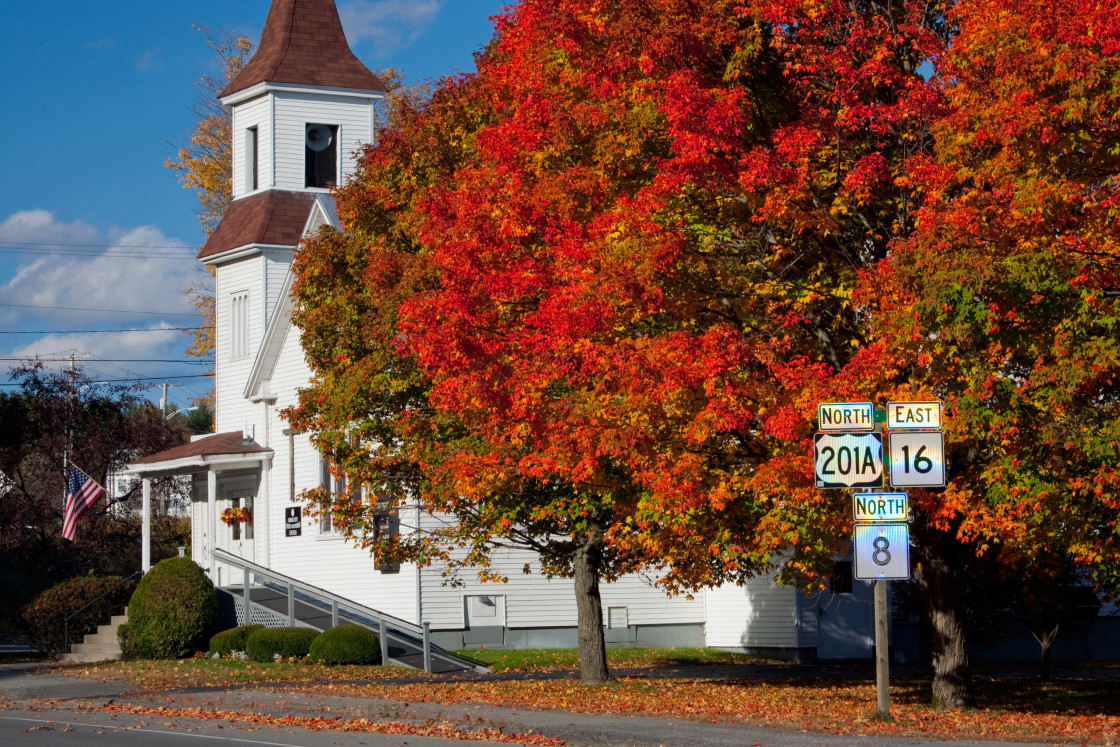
[914,537,974,710]
[572,537,610,684]
[1032,623,1059,682]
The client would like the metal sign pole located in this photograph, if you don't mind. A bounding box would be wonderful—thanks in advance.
[873,412,890,720]
[817,399,941,723]
[875,579,890,718]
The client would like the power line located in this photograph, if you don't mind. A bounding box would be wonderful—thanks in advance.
[0,357,212,364]
[0,248,198,261]
[0,372,215,387]
[0,239,196,249]
[0,302,198,317]
[0,327,202,334]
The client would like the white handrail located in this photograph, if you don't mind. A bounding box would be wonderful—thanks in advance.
[211,548,488,673]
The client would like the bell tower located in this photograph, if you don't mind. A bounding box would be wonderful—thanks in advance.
[197,0,387,438]
[217,0,386,201]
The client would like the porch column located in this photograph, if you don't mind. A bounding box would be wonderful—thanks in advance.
[141,477,152,572]
[207,469,218,584]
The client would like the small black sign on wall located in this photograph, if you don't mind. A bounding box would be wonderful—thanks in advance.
[285,506,302,537]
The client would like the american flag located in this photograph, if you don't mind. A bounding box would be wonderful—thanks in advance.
[63,465,104,541]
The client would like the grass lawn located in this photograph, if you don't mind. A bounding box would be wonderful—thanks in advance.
[449,646,768,671]
[53,652,1120,744]
[51,658,416,690]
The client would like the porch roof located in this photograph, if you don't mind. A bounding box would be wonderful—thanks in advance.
[129,432,273,477]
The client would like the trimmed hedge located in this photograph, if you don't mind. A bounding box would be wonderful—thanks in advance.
[20,575,136,656]
[209,624,264,655]
[308,624,381,665]
[245,626,318,662]
[119,557,219,659]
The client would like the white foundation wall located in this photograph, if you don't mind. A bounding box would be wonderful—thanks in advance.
[258,319,420,624]
[415,513,704,631]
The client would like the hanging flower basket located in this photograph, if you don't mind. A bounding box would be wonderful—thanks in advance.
[221,507,250,526]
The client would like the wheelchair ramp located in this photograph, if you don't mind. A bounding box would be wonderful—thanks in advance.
[212,549,488,675]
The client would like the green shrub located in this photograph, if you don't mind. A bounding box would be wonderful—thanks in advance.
[209,624,264,655]
[19,575,136,656]
[119,557,219,659]
[308,624,381,665]
[245,626,318,662]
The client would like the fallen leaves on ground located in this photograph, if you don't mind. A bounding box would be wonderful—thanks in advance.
[51,660,1120,744]
[79,701,563,745]
[293,677,1119,745]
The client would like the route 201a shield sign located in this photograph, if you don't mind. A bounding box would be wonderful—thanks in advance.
[813,432,883,489]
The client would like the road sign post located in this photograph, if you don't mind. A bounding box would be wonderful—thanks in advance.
[875,580,890,716]
[815,399,945,720]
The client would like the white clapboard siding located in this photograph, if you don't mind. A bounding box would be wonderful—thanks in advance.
[272,92,373,191]
[262,251,293,324]
[214,256,263,435]
[231,95,271,198]
[415,514,704,630]
[703,572,800,649]
[255,320,420,623]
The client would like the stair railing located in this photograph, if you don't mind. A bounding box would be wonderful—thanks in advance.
[211,548,488,673]
[63,570,142,655]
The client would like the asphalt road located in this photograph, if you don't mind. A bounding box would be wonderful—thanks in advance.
[0,662,1106,746]
[1,694,1085,747]
[0,706,509,746]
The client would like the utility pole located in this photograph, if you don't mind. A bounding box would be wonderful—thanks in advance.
[159,381,183,415]
[48,352,90,504]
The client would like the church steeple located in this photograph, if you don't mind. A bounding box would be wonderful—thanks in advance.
[220,0,386,100]
[200,0,385,262]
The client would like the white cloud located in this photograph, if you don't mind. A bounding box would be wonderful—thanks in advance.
[0,209,99,244]
[135,48,164,73]
[84,38,118,52]
[339,0,444,58]
[0,210,202,380]
[7,328,187,369]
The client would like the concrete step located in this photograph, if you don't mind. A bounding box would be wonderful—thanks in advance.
[55,609,127,663]
[57,651,123,664]
[71,641,122,656]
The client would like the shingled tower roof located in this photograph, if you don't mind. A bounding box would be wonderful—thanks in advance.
[220,0,386,99]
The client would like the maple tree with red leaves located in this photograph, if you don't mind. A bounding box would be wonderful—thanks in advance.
[288,0,1120,703]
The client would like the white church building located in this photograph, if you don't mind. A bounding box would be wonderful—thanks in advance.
[130,0,879,665]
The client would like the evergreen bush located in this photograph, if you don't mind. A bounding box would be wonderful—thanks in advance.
[308,624,381,665]
[209,624,264,655]
[19,575,136,656]
[119,557,219,659]
[245,626,318,662]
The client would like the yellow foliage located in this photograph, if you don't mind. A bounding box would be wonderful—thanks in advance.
[165,28,252,389]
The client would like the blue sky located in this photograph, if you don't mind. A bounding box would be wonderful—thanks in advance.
[0,0,506,410]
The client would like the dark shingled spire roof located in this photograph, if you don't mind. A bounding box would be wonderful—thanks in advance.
[220,0,386,98]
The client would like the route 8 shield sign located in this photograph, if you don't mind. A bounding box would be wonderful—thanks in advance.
[813,432,883,489]
[854,523,910,580]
